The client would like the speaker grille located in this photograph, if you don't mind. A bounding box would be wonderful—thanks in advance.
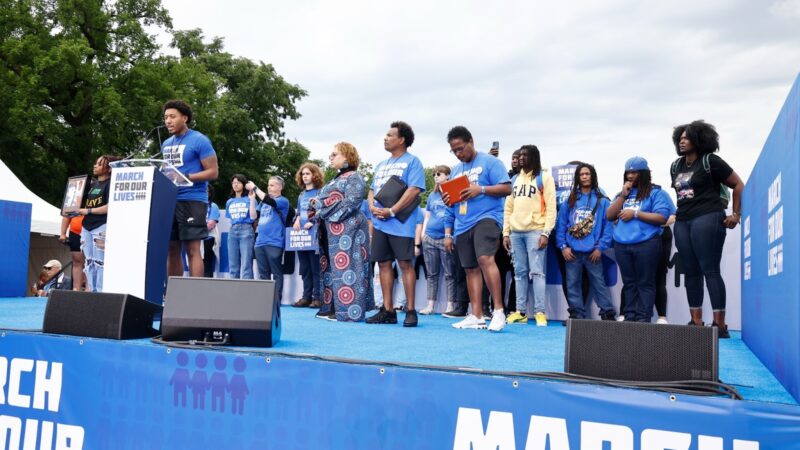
[565,320,718,382]
[161,277,280,347]
[43,291,161,340]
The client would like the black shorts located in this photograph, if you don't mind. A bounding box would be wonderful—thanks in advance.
[371,229,414,262]
[67,232,81,252]
[455,218,501,269]
[171,201,208,241]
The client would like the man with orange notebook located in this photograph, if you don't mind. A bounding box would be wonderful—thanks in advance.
[442,126,512,332]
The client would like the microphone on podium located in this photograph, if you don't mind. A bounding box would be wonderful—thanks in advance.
[123,125,166,160]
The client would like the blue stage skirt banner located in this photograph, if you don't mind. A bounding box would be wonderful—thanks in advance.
[1,332,799,449]
[284,226,318,251]
[0,200,31,298]
[742,72,800,403]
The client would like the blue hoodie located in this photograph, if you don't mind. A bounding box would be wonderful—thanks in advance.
[611,186,675,244]
[556,190,613,252]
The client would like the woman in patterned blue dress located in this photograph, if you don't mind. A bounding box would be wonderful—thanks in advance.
[311,142,374,321]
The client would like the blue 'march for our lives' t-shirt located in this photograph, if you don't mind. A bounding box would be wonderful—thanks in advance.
[424,191,454,239]
[297,188,319,227]
[370,151,426,238]
[450,152,510,236]
[161,129,216,202]
[612,186,676,244]
[225,197,254,225]
[255,196,290,249]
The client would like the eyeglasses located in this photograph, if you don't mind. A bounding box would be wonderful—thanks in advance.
[450,146,467,155]
[43,266,55,270]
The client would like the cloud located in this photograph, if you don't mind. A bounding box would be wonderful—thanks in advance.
[160,0,800,191]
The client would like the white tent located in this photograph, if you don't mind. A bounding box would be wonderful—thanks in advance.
[1,159,62,235]
[1,159,69,295]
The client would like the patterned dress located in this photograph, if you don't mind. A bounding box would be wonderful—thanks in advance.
[316,170,374,321]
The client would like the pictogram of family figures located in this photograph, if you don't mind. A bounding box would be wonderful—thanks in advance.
[170,352,249,415]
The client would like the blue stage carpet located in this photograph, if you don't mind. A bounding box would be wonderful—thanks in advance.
[3,297,795,405]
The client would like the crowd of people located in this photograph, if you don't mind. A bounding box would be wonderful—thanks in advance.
[50,99,745,338]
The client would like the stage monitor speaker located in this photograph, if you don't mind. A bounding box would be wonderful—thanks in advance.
[160,277,281,347]
[564,320,718,382]
[43,290,162,340]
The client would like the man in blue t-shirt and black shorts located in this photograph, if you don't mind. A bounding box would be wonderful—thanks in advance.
[366,121,426,327]
[443,126,512,332]
[161,100,219,278]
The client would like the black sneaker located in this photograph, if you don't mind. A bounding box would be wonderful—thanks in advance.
[687,320,704,326]
[442,303,468,318]
[366,306,397,324]
[600,312,616,321]
[482,306,492,320]
[403,310,418,328]
[712,322,730,339]
[315,310,336,321]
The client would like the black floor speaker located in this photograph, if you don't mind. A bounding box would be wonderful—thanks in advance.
[161,277,281,347]
[564,320,718,382]
[43,290,162,340]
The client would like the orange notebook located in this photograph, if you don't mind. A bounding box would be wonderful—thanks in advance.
[440,175,470,206]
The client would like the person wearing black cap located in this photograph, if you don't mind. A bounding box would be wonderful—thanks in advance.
[606,157,675,323]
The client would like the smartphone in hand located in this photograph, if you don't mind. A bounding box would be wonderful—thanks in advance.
[489,141,500,157]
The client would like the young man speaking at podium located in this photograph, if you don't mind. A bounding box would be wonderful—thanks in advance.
[161,100,219,278]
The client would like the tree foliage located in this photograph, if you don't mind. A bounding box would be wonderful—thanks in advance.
[0,0,309,207]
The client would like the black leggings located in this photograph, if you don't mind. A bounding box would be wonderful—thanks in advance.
[203,238,216,278]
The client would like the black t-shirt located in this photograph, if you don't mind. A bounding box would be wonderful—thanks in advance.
[671,153,733,221]
[82,178,110,231]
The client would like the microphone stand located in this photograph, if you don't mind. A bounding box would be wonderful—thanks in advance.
[122,125,166,160]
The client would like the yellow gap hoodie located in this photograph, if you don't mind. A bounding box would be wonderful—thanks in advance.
[502,169,557,237]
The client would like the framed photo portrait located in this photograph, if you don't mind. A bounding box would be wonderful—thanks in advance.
[61,175,90,216]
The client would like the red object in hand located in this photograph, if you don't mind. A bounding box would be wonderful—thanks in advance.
[441,176,470,206]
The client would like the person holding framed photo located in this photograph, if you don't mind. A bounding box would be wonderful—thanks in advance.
[76,154,121,292]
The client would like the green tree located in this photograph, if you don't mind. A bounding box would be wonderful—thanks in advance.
[322,162,374,196]
[421,166,435,207]
[0,0,308,208]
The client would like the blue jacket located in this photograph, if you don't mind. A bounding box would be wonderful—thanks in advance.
[555,190,613,252]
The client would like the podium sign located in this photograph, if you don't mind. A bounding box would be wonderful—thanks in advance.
[104,165,177,304]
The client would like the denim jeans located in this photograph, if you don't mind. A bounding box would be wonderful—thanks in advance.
[674,210,727,311]
[566,252,615,318]
[81,224,106,292]
[510,230,547,314]
[297,250,321,301]
[255,245,284,303]
[227,223,255,279]
[422,234,456,303]
[614,236,661,322]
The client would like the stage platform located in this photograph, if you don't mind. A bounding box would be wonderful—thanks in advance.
[2,297,800,449]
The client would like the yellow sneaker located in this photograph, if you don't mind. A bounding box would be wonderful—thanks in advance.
[534,312,548,327]
[506,311,528,324]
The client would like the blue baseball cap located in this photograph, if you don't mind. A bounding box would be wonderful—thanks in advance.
[624,156,649,171]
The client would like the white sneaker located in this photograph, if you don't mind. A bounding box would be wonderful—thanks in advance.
[488,309,506,332]
[452,314,487,329]
[656,317,669,324]
[420,306,434,315]
[616,315,626,322]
